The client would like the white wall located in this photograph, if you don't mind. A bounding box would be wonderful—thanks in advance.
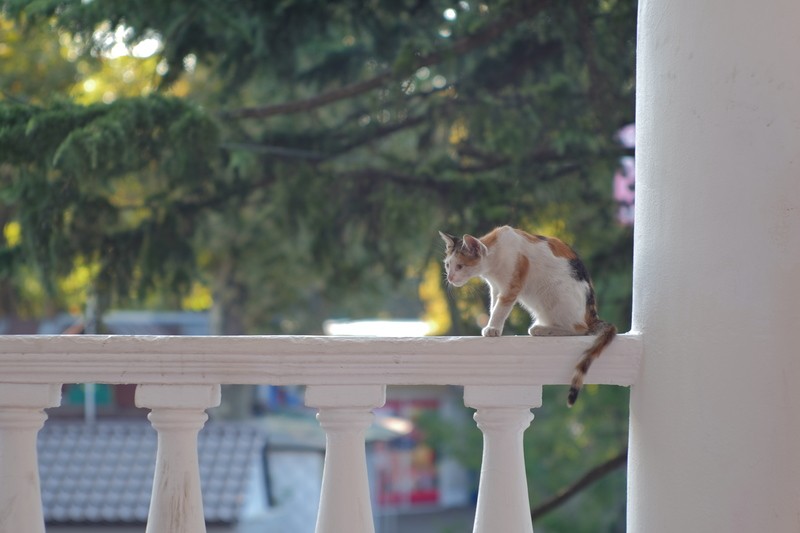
[630,0,800,531]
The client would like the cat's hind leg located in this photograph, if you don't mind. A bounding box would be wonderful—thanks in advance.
[529,324,578,336]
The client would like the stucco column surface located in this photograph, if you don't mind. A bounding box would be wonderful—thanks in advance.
[630,1,800,532]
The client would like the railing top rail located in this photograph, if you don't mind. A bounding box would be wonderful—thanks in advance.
[0,333,641,387]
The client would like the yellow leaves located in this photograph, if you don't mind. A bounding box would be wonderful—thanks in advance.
[530,218,570,240]
[449,117,469,145]
[58,260,100,314]
[3,221,21,247]
[71,55,162,105]
[169,78,191,98]
[21,273,45,308]
[519,205,574,243]
[13,261,90,317]
[418,260,451,335]
[59,262,97,294]
[599,0,619,14]
[2,223,94,316]
[181,282,213,311]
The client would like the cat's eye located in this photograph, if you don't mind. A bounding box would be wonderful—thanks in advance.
[456,264,464,270]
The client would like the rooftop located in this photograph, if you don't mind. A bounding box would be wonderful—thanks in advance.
[38,420,264,525]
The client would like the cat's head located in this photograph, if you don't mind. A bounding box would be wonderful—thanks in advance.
[438,231,488,287]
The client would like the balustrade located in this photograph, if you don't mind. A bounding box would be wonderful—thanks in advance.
[306,385,386,533]
[465,385,542,533]
[135,384,221,533]
[0,383,61,533]
[0,334,641,532]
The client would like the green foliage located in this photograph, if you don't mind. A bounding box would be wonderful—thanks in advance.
[0,15,78,103]
[419,385,628,533]
[1,1,636,526]
[527,385,628,532]
[0,95,219,302]
[2,1,636,324]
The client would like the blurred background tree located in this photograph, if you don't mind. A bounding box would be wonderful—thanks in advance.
[0,0,635,530]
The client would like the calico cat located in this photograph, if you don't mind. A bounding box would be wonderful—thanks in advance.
[439,225,616,407]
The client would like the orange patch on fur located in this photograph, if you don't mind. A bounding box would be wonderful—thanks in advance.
[573,323,589,334]
[480,227,503,247]
[514,228,544,244]
[547,238,577,259]
[497,254,530,304]
[498,293,517,305]
[512,254,530,291]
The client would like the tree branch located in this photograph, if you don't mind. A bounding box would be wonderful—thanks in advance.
[219,114,428,162]
[218,0,552,120]
[324,114,428,160]
[338,168,453,196]
[531,447,628,521]
[220,143,326,161]
[456,143,634,173]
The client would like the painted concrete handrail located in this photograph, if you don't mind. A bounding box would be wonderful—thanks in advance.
[0,334,641,385]
[0,333,642,533]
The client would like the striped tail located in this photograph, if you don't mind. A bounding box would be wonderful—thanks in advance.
[567,322,617,407]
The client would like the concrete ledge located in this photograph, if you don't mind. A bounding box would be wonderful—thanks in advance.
[0,334,642,386]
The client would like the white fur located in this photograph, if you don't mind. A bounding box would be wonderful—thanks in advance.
[442,226,591,337]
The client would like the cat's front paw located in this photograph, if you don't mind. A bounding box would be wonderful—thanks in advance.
[482,326,502,337]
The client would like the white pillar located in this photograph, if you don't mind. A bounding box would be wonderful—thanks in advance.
[630,1,800,532]
[305,385,386,533]
[135,384,221,533]
[0,383,61,533]
[465,385,541,533]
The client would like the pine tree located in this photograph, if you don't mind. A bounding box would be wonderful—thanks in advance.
[0,4,635,526]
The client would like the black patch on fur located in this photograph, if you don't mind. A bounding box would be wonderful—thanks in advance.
[570,258,590,282]
[586,288,596,307]
[586,288,599,321]
[441,232,462,253]
[567,387,580,407]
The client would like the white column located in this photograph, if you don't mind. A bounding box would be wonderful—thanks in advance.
[135,384,221,533]
[305,385,386,533]
[0,383,61,533]
[464,385,541,533]
[630,1,800,532]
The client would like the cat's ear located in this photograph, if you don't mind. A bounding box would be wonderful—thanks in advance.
[462,234,488,257]
[439,231,458,250]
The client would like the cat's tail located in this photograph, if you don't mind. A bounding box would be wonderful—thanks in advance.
[567,322,617,407]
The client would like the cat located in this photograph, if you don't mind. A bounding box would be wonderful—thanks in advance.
[439,225,616,407]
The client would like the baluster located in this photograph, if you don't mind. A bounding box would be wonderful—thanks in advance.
[0,383,62,533]
[464,385,542,533]
[135,384,221,533]
[305,385,386,533]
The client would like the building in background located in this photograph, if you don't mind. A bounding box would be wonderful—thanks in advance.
[6,313,474,532]
[614,123,636,226]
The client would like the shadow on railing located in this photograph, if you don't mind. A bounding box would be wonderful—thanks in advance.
[0,334,642,533]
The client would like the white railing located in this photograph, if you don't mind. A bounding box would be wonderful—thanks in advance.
[0,334,642,533]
